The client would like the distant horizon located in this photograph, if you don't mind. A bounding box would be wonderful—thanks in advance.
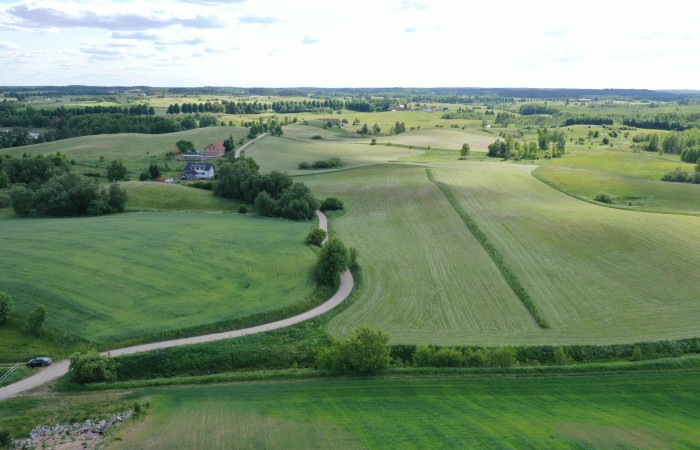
[1,0,698,89]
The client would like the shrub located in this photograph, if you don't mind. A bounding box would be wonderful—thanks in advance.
[238,204,248,214]
[630,347,644,361]
[138,171,149,181]
[106,159,128,181]
[69,351,118,384]
[489,346,517,367]
[349,247,359,269]
[413,345,435,367]
[311,134,323,140]
[298,162,311,169]
[661,167,691,183]
[305,227,327,246]
[433,348,464,367]
[0,291,13,325]
[594,192,615,204]
[9,185,33,216]
[320,197,344,211]
[316,237,349,286]
[0,429,11,449]
[189,181,213,190]
[691,172,700,184]
[553,346,573,365]
[316,327,390,374]
[25,304,47,336]
[0,192,10,209]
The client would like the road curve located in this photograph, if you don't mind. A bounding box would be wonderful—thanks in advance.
[0,210,352,401]
[234,133,268,158]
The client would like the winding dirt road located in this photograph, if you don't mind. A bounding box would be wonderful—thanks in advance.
[0,210,352,401]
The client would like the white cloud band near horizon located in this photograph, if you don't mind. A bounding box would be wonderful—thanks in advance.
[0,0,698,89]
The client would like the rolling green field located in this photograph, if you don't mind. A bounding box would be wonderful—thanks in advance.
[243,126,420,175]
[122,182,242,212]
[0,211,317,360]
[0,126,248,179]
[109,372,700,449]
[302,161,700,346]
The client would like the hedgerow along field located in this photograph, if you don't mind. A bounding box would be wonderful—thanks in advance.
[109,372,700,449]
[0,211,317,361]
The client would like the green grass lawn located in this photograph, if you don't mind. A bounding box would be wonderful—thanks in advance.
[0,211,317,360]
[107,372,700,449]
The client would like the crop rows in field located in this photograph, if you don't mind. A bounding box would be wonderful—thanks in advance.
[432,162,700,344]
[304,165,540,345]
[0,212,316,351]
[111,373,700,449]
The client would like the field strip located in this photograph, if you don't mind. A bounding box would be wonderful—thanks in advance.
[426,168,549,329]
[0,211,353,401]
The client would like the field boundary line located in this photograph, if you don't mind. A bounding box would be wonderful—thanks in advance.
[0,211,354,401]
[425,168,550,329]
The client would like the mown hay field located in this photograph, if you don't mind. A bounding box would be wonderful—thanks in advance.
[304,160,700,345]
[431,162,700,344]
[111,373,700,449]
[0,212,317,358]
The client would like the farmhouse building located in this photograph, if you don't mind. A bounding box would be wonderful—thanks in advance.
[179,150,205,161]
[183,162,215,180]
[203,140,226,159]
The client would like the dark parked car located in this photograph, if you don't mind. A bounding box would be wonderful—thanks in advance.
[26,357,52,368]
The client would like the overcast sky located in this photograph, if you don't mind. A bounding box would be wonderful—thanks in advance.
[1,0,698,89]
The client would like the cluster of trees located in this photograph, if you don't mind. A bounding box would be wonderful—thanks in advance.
[0,291,48,337]
[413,344,519,368]
[270,99,344,113]
[389,121,407,134]
[0,102,153,129]
[0,128,34,149]
[661,166,700,184]
[2,155,128,217]
[622,113,699,131]
[519,104,559,115]
[563,116,613,126]
[167,101,224,114]
[633,129,700,158]
[9,173,128,217]
[357,123,381,135]
[298,158,343,170]
[214,157,318,220]
[247,121,283,138]
[487,129,566,160]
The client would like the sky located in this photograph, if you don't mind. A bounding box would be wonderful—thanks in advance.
[0,0,699,89]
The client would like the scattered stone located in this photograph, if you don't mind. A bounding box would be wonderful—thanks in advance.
[13,410,134,449]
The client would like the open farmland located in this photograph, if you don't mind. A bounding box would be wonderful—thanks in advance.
[300,158,700,345]
[243,125,421,175]
[303,165,541,345]
[0,212,317,359]
[121,182,242,212]
[376,127,497,152]
[430,162,700,344]
[110,372,700,449]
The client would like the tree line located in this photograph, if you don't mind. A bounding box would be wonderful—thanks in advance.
[214,156,318,220]
[487,128,565,160]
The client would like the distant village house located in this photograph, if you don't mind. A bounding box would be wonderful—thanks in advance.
[203,140,226,159]
[183,162,215,180]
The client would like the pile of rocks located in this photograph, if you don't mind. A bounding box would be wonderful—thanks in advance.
[13,410,133,449]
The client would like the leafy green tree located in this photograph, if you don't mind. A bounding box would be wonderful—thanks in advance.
[488,346,517,367]
[175,140,195,152]
[315,237,350,286]
[305,227,327,246]
[357,123,369,135]
[9,185,33,216]
[320,197,344,211]
[316,327,390,374]
[69,351,117,383]
[106,159,128,181]
[460,143,471,159]
[106,183,129,213]
[148,163,161,179]
[372,123,381,134]
[553,346,572,365]
[0,291,13,325]
[25,304,47,336]
[222,135,235,153]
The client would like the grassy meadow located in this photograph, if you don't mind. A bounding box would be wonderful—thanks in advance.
[105,372,700,449]
[121,182,242,212]
[0,211,317,360]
